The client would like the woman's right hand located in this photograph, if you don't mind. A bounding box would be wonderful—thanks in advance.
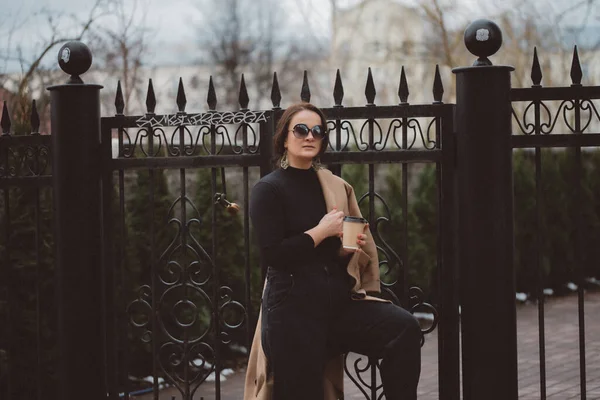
[317,207,345,238]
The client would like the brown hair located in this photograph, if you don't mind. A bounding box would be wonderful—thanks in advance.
[273,102,329,167]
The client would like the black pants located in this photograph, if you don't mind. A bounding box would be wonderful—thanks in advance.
[261,264,421,400]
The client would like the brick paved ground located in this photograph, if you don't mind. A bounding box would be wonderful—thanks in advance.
[136,291,600,399]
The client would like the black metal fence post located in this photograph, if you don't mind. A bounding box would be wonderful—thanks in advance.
[47,41,105,400]
[453,20,518,400]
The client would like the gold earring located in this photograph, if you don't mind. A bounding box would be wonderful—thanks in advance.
[312,157,322,171]
[280,151,289,169]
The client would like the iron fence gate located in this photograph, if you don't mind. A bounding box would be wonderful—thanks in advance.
[96,63,459,399]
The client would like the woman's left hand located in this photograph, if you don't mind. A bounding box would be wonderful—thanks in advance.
[355,233,368,248]
[340,224,369,255]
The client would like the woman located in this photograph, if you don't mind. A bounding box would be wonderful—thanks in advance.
[244,102,421,400]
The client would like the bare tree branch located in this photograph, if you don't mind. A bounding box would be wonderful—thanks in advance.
[420,0,456,68]
[90,0,150,113]
[13,0,114,96]
[196,0,318,109]
[0,0,146,133]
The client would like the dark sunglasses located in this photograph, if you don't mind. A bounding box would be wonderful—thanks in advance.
[290,123,327,140]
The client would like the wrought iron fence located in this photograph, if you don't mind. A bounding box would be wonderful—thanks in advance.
[98,56,456,399]
[510,45,600,400]
[0,100,54,399]
[1,18,599,400]
[0,52,458,400]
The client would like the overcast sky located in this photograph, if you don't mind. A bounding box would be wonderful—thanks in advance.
[0,0,596,74]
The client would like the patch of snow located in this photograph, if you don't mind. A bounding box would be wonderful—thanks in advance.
[141,376,164,385]
[585,277,600,285]
[515,293,528,302]
[205,371,229,383]
[566,282,578,291]
[543,288,554,296]
[229,344,248,354]
[192,358,206,367]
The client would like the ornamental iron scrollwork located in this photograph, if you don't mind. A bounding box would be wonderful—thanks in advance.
[158,341,216,397]
[409,287,439,346]
[219,286,246,343]
[232,124,260,155]
[378,118,438,150]
[169,126,198,157]
[358,120,383,151]
[119,128,134,158]
[512,99,600,135]
[0,145,50,178]
[343,355,382,400]
[127,187,246,398]
[326,120,355,151]
[326,118,439,151]
[135,111,268,128]
[371,195,403,305]
[138,128,165,157]
[118,119,261,158]
[347,187,440,398]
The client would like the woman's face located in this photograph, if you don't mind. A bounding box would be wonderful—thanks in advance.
[284,109,324,168]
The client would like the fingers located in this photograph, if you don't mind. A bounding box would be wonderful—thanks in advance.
[328,209,344,221]
[356,233,367,247]
[332,211,345,221]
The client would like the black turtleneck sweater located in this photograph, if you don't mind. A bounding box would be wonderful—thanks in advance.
[249,166,344,271]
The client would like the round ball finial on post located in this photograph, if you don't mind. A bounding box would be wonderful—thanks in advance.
[464,19,503,66]
[57,41,93,84]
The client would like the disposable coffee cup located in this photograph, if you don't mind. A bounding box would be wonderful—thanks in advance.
[342,216,367,250]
